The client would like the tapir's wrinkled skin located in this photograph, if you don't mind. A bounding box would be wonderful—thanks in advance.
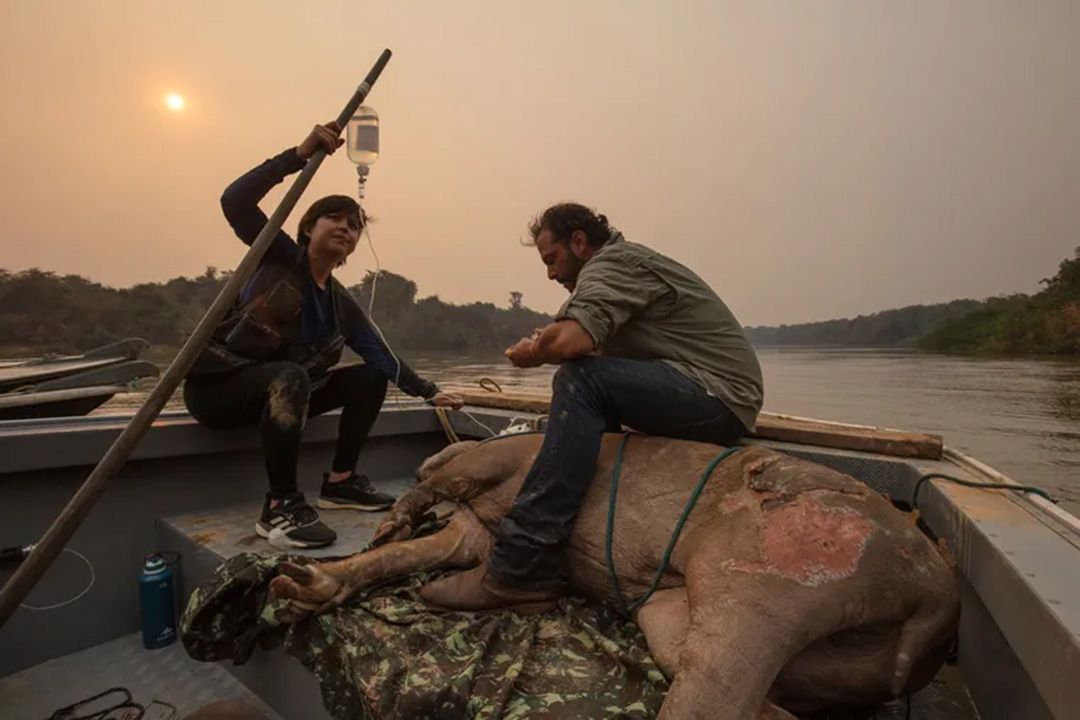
[270,433,960,720]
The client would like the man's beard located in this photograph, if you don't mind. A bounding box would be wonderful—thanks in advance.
[561,256,585,292]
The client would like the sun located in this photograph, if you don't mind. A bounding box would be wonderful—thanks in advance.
[164,93,185,112]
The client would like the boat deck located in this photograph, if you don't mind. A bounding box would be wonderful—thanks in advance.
[160,476,418,561]
[0,631,281,720]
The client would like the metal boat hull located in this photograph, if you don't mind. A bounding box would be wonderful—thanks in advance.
[0,403,1075,719]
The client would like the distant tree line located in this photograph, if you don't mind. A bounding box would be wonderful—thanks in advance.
[744,300,983,348]
[919,247,1080,354]
[0,267,551,356]
[350,270,552,353]
[743,246,1080,355]
[5,245,1078,357]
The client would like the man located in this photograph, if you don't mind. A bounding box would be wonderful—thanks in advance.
[424,202,764,610]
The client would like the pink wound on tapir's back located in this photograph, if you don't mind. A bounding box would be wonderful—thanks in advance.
[725,492,874,587]
[763,494,873,585]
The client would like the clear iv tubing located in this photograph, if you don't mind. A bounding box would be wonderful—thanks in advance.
[361,224,495,436]
[361,223,402,405]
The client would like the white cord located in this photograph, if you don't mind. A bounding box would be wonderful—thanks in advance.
[461,409,497,437]
[361,223,403,407]
[501,416,535,435]
[360,220,496,439]
[19,547,96,611]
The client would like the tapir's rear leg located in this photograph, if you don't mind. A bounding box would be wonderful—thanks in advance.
[655,548,820,720]
[656,488,954,720]
[634,587,690,679]
[636,586,796,719]
[270,505,492,615]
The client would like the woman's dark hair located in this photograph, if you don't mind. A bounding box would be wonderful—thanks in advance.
[527,202,611,249]
[297,195,365,246]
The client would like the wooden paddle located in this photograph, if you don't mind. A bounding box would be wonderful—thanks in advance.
[0,50,394,627]
[454,389,944,461]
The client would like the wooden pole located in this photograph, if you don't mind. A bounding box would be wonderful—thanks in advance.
[0,49,394,628]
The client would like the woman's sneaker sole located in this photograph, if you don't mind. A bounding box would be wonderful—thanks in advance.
[316,497,394,512]
[255,521,335,549]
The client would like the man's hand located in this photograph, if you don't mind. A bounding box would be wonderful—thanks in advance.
[429,391,465,410]
[297,121,344,160]
[506,321,594,368]
[505,338,542,368]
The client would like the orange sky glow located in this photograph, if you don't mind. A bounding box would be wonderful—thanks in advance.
[1,1,1077,326]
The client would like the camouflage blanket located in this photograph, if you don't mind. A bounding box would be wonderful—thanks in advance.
[180,550,669,720]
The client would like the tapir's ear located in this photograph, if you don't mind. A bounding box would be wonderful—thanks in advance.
[416,441,480,482]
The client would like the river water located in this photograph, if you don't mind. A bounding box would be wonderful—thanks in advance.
[97,348,1080,516]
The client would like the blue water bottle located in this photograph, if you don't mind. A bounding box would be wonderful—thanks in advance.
[139,553,177,649]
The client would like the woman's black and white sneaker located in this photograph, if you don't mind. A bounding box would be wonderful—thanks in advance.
[256,493,337,549]
[318,472,395,511]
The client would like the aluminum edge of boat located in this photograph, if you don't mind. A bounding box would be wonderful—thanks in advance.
[0,338,150,395]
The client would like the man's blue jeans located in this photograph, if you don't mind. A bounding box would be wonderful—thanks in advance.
[488,356,748,591]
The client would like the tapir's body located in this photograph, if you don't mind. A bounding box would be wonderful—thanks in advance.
[271,433,960,720]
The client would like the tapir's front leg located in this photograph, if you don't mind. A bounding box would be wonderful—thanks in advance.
[371,439,532,547]
[270,506,492,616]
[370,473,497,547]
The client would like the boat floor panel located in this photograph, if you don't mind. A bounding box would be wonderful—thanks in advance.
[0,631,282,720]
[161,476,418,561]
[804,665,978,719]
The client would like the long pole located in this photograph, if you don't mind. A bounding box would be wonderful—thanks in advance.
[0,49,393,628]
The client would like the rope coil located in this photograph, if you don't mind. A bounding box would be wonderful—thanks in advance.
[20,547,95,611]
[478,378,503,394]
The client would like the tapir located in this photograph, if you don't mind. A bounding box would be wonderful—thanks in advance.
[269,432,960,720]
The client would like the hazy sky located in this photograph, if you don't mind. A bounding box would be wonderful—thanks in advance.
[1,2,1077,326]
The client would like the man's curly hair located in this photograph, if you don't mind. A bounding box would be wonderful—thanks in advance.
[527,203,612,249]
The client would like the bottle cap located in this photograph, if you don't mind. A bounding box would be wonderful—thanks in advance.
[143,553,167,574]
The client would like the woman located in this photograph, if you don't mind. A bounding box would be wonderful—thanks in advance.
[184,121,463,550]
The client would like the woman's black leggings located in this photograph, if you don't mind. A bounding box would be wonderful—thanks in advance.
[183,362,388,498]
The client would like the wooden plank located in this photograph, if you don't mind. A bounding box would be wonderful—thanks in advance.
[456,390,944,460]
[750,414,943,460]
[456,390,553,414]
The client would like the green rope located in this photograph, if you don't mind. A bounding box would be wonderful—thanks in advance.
[606,432,742,617]
[912,473,1057,509]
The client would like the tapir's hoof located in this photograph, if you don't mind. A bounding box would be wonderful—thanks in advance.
[371,516,413,547]
[268,561,345,619]
[419,565,558,615]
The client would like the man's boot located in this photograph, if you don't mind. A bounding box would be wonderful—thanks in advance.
[419,565,558,614]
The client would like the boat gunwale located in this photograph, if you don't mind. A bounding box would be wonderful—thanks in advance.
[0,384,129,408]
[942,445,1080,541]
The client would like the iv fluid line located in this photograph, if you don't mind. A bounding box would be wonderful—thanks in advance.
[360,223,403,406]
[361,223,493,435]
